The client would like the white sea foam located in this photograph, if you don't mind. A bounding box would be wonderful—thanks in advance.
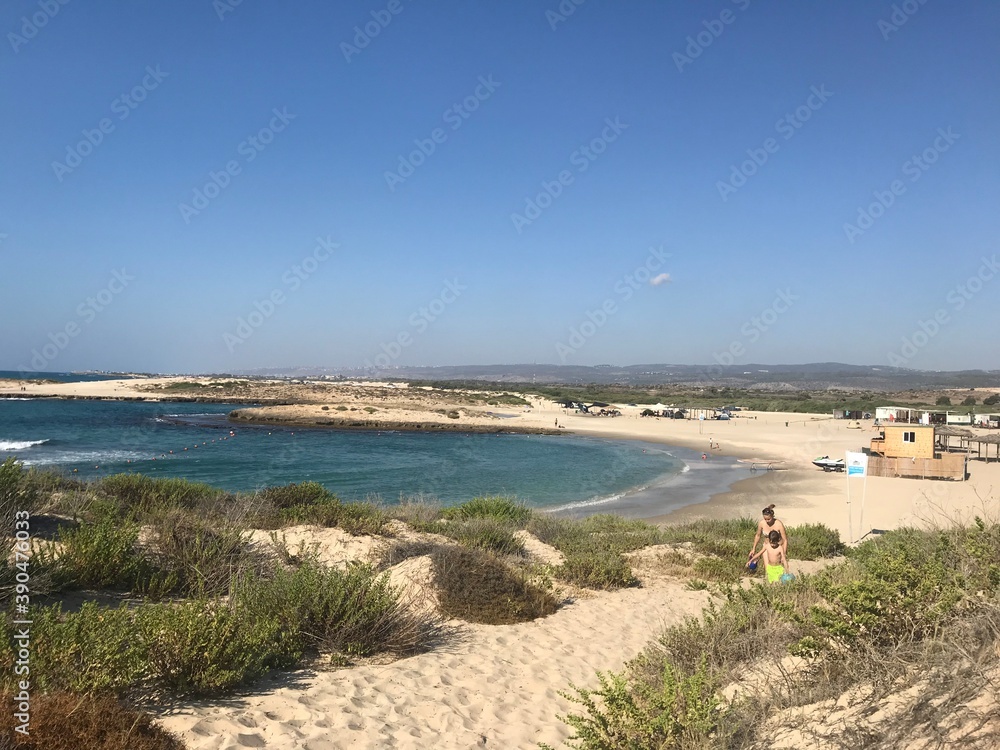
[546,487,646,514]
[0,439,49,451]
[19,448,143,466]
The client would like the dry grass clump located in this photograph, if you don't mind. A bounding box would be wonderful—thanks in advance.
[0,691,185,750]
[431,546,558,624]
[388,496,442,526]
[375,537,447,570]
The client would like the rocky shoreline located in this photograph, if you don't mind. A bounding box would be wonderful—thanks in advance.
[227,408,561,435]
[0,393,292,405]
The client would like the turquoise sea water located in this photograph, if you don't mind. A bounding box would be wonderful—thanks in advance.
[0,399,746,514]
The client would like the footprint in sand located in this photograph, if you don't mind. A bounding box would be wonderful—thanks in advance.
[236,733,266,748]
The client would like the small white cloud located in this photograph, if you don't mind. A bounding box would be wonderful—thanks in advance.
[650,273,671,286]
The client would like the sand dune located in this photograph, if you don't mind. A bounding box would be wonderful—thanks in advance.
[158,575,710,750]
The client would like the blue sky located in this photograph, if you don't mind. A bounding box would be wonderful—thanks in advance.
[2,0,998,374]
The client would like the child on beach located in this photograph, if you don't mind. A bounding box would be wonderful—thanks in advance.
[749,504,787,561]
[748,530,789,583]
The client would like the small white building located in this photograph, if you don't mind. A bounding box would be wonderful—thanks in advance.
[875,406,922,423]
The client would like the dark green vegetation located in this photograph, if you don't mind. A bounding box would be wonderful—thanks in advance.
[411,379,995,415]
[0,458,449,721]
[543,520,1000,749]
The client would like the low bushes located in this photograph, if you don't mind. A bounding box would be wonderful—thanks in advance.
[146,507,259,597]
[542,660,719,750]
[431,546,557,624]
[441,496,532,526]
[45,511,158,592]
[545,519,1000,749]
[785,522,845,560]
[232,560,443,660]
[252,483,389,535]
[557,549,637,589]
[429,516,526,556]
[140,598,299,695]
[1,557,441,698]
[526,514,662,590]
[98,473,221,515]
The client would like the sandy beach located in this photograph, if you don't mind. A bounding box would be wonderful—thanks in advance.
[5,376,999,748]
[5,376,998,543]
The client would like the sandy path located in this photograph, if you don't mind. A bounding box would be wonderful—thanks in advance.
[157,582,710,750]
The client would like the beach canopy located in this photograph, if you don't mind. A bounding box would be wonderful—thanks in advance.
[936,425,974,437]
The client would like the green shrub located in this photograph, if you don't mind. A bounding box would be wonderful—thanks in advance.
[233,560,440,660]
[811,529,963,646]
[527,514,663,556]
[557,549,637,590]
[431,546,557,624]
[48,513,159,592]
[138,597,298,695]
[431,516,526,556]
[258,481,336,510]
[639,585,808,685]
[254,483,388,534]
[442,496,532,526]
[98,473,220,514]
[18,603,145,694]
[543,659,719,750]
[692,555,742,584]
[575,514,665,553]
[785,523,844,560]
[323,500,389,535]
[0,457,35,532]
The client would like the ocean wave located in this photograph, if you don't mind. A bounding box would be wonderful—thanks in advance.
[546,486,647,514]
[19,448,143,466]
[0,439,50,451]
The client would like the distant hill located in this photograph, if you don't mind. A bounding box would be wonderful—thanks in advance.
[233,363,1000,391]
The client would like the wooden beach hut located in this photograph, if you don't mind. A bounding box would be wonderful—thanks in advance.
[934,425,974,453]
[968,433,1000,463]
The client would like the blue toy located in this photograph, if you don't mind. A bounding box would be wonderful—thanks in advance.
[748,561,758,572]
[780,573,795,584]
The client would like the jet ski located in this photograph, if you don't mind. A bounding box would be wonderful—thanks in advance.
[812,456,845,472]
